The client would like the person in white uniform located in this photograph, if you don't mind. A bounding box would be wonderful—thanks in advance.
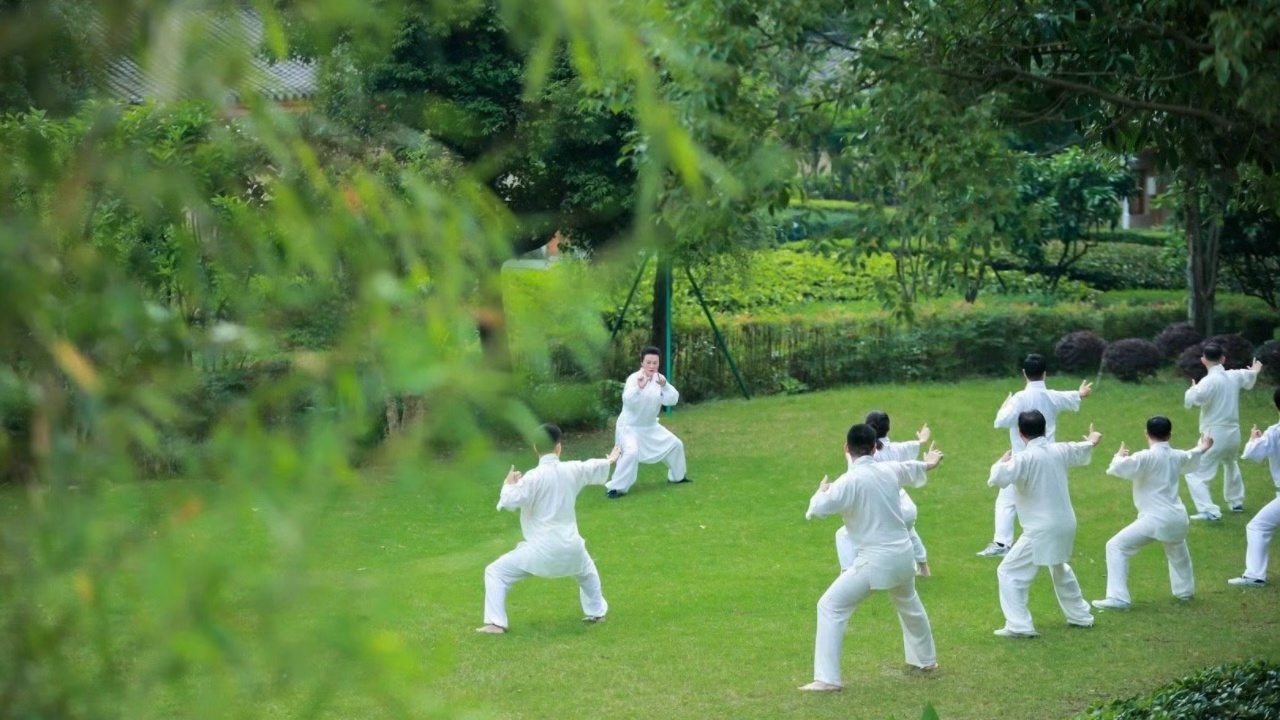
[800,423,944,691]
[978,353,1092,557]
[1091,417,1212,610]
[605,345,689,498]
[834,411,933,576]
[987,410,1101,637]
[1229,387,1280,588]
[1183,343,1263,520]
[477,424,622,634]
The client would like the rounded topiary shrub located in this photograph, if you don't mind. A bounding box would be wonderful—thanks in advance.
[1177,343,1208,382]
[1103,338,1162,383]
[1153,322,1203,361]
[1257,339,1280,385]
[1206,333,1256,370]
[1055,331,1106,373]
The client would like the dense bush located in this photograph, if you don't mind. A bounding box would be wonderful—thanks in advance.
[1055,331,1107,373]
[1063,242,1185,290]
[1257,340,1280,385]
[1091,228,1176,247]
[1177,345,1208,382]
[1207,333,1257,369]
[1103,338,1162,382]
[605,299,1280,401]
[1153,322,1203,360]
[1079,660,1280,719]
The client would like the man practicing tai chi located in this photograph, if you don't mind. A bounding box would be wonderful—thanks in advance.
[978,353,1092,557]
[605,345,689,498]
[987,411,1101,638]
[801,423,944,691]
[478,424,621,634]
[1092,417,1213,610]
[835,411,933,576]
[1229,388,1280,588]
[1183,344,1263,520]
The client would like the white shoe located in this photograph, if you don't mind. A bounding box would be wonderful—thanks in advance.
[1189,512,1221,521]
[993,627,1039,638]
[798,681,842,692]
[475,624,507,634]
[1227,576,1266,588]
[976,542,1010,557]
[1091,598,1131,610]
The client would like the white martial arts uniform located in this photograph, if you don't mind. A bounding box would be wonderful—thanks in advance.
[988,437,1095,633]
[605,370,686,493]
[1238,423,1280,581]
[806,455,937,686]
[835,438,928,569]
[990,381,1083,546]
[1183,364,1259,516]
[1101,442,1205,603]
[483,454,612,628]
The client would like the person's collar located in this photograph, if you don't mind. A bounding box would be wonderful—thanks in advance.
[1150,440,1171,449]
[848,454,876,469]
[1025,436,1049,447]
[538,453,559,465]
[1025,379,1047,389]
[1207,364,1225,375]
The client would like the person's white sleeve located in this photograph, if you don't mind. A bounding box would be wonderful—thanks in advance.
[1228,367,1259,391]
[1051,390,1082,413]
[497,476,534,512]
[888,461,928,489]
[568,458,613,489]
[885,440,921,461]
[806,476,849,519]
[1242,425,1280,463]
[621,374,642,403]
[1184,382,1204,409]
[994,395,1019,429]
[1061,440,1095,467]
[660,380,679,407]
[988,457,1019,488]
[1178,448,1205,475]
[1105,453,1141,481]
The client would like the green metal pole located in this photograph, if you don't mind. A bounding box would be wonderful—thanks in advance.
[609,254,650,341]
[685,265,750,400]
[663,254,673,415]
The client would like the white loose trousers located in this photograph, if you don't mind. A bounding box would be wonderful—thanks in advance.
[993,485,1018,547]
[813,560,936,686]
[1242,494,1280,581]
[1185,425,1244,516]
[606,424,686,493]
[1104,517,1194,603]
[483,547,607,629]
[835,503,927,569]
[996,536,1092,633]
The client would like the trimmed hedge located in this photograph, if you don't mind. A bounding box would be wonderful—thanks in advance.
[1079,660,1280,719]
[603,298,1280,402]
[1103,338,1162,383]
[1055,330,1107,373]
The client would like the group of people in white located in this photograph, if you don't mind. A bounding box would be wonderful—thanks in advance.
[476,342,1280,695]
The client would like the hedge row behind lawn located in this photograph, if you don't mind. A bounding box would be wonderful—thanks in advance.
[599,295,1279,403]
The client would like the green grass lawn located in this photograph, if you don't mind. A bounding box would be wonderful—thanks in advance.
[5,377,1280,719]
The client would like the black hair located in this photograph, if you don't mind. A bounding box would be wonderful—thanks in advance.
[1202,343,1224,362]
[1146,415,1172,441]
[865,410,891,439]
[1023,353,1048,381]
[1017,410,1047,440]
[846,423,878,456]
[539,423,563,447]
[640,345,661,361]
[1273,387,1280,411]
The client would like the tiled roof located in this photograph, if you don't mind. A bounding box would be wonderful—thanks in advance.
[106,8,316,105]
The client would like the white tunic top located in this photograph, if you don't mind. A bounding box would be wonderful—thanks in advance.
[987,437,1094,565]
[1243,422,1280,491]
[1105,442,1203,542]
[806,455,928,588]
[1184,364,1258,430]
[617,370,679,428]
[876,437,921,507]
[994,380,1081,452]
[497,454,611,577]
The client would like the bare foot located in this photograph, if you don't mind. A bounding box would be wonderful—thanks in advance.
[916,562,932,577]
[475,624,506,634]
[798,681,842,692]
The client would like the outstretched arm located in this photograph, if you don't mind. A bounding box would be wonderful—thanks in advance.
[1105,443,1140,480]
[497,466,530,511]
[805,474,843,519]
[988,450,1018,488]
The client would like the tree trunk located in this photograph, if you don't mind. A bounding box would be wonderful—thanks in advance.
[650,254,673,362]
[1184,183,1222,337]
